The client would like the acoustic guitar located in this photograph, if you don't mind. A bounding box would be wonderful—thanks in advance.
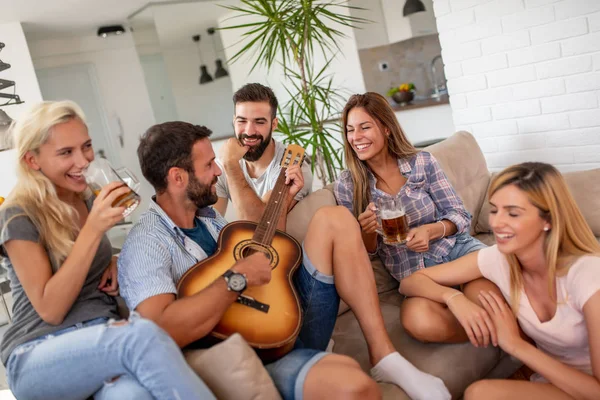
[177,144,305,361]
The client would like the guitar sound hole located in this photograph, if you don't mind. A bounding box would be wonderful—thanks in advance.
[242,246,272,261]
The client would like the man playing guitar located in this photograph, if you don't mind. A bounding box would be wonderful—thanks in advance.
[118,119,450,400]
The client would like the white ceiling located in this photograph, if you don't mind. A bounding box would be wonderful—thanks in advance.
[0,0,219,39]
[142,1,239,48]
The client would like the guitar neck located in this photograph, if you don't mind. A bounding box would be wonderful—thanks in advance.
[252,169,289,245]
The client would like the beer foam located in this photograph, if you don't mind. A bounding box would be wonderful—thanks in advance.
[380,209,405,219]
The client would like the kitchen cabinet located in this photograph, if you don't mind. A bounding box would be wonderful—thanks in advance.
[350,0,438,50]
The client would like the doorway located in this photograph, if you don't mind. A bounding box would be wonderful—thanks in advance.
[36,63,121,166]
[139,53,179,124]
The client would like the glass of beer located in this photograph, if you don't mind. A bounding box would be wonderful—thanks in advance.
[83,158,141,218]
[376,197,409,245]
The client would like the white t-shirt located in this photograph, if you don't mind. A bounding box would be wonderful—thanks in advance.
[216,140,313,202]
[478,245,600,378]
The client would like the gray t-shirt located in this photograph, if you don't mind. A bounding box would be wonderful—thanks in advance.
[216,140,313,203]
[0,201,119,365]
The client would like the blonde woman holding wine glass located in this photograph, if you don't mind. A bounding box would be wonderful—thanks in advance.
[0,101,213,400]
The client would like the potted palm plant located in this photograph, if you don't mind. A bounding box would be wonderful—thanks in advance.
[220,0,367,186]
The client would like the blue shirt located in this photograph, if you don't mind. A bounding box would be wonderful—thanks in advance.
[118,198,227,311]
[180,219,217,256]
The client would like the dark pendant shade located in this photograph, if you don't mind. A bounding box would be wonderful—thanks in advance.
[199,65,213,84]
[214,59,229,78]
[403,0,426,16]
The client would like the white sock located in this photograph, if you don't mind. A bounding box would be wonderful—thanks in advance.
[370,352,451,400]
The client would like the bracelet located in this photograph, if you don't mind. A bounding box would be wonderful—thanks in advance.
[445,291,463,305]
[438,220,447,239]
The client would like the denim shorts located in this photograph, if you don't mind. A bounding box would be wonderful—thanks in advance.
[424,233,487,268]
[264,243,339,400]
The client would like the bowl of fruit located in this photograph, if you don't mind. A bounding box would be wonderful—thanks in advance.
[387,83,416,105]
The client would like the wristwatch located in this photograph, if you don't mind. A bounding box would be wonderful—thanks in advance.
[222,270,247,293]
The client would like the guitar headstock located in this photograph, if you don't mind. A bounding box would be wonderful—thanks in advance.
[280,144,305,169]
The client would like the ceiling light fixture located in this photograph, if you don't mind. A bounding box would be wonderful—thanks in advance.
[192,35,213,85]
[97,25,126,38]
[207,27,229,79]
[403,0,426,16]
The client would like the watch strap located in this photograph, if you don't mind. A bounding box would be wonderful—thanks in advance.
[222,269,234,279]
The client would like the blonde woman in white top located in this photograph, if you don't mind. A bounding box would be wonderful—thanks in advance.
[400,162,600,399]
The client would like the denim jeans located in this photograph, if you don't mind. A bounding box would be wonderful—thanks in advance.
[6,313,215,400]
[424,233,487,267]
[264,244,340,400]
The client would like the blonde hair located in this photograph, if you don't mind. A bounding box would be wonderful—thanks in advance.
[0,101,87,267]
[488,162,600,313]
[341,92,418,218]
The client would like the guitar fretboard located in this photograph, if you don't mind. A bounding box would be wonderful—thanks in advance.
[252,147,303,244]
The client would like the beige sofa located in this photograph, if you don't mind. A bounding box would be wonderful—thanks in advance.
[284,130,600,399]
[184,131,600,399]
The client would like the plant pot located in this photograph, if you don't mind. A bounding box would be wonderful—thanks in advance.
[392,91,414,105]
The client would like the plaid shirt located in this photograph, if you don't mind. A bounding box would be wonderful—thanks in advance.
[333,151,471,281]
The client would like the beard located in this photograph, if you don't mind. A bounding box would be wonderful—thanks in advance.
[186,173,218,209]
[238,128,273,162]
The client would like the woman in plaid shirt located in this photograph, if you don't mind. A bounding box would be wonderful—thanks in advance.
[334,92,500,345]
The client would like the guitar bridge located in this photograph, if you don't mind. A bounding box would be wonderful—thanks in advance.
[236,294,270,313]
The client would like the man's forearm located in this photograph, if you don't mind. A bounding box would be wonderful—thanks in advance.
[224,162,265,222]
[157,279,238,347]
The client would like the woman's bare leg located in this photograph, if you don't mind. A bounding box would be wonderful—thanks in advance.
[465,379,573,400]
[401,278,502,343]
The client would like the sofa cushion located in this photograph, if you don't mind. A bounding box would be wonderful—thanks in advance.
[372,256,400,293]
[332,299,505,400]
[474,233,496,247]
[476,168,600,237]
[563,168,600,237]
[425,131,491,235]
[287,188,337,244]
[185,333,282,400]
[475,173,496,234]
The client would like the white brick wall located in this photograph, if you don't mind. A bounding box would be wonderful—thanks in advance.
[554,0,600,20]
[536,55,593,79]
[530,17,588,44]
[482,31,530,55]
[475,0,525,22]
[492,99,540,120]
[487,65,536,87]
[566,72,600,92]
[562,32,600,56]
[462,53,508,75]
[507,42,561,66]
[589,12,600,31]
[435,0,600,171]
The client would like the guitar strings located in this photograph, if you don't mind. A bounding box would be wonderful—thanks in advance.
[255,152,300,244]
[260,170,288,242]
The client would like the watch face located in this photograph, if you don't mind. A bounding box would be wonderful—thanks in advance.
[229,274,246,292]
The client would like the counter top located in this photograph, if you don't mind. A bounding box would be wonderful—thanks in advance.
[391,94,450,112]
